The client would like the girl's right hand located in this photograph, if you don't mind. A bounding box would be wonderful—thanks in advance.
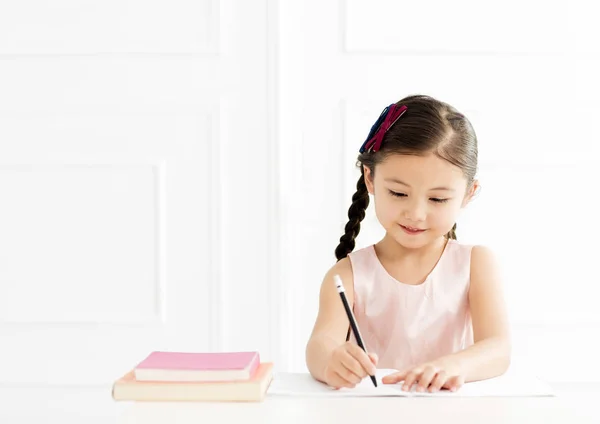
[323,342,378,389]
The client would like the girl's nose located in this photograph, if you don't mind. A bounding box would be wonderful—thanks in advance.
[404,199,427,223]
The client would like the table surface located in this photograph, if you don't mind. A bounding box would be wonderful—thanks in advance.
[2,382,599,424]
[115,384,600,424]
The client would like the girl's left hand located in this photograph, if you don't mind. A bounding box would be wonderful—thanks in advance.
[381,359,464,393]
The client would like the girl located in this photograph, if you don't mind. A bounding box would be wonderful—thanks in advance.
[305,95,511,393]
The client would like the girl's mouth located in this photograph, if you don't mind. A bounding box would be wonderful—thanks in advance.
[400,224,426,235]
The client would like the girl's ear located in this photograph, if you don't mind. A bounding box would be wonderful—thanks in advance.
[462,179,480,207]
[363,165,375,195]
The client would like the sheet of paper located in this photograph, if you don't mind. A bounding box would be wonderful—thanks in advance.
[267,368,554,397]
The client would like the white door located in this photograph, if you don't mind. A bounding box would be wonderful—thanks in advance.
[0,0,279,390]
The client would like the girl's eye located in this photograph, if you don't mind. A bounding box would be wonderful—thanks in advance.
[388,190,449,203]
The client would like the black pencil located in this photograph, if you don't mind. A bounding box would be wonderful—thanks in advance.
[333,274,377,387]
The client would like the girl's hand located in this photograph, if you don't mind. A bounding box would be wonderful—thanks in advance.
[381,359,464,392]
[323,342,378,389]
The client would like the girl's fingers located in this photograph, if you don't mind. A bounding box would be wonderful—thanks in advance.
[444,375,464,392]
[429,370,447,392]
[346,344,377,376]
[401,368,422,391]
[417,366,438,392]
[329,372,355,389]
[325,364,357,389]
[339,352,366,381]
[380,363,463,393]
[368,352,379,366]
[381,370,405,385]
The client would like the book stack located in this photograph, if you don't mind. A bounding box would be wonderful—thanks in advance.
[112,351,273,402]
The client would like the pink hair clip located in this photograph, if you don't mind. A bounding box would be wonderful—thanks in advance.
[359,104,408,153]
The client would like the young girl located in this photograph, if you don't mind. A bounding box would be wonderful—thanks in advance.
[305,95,511,393]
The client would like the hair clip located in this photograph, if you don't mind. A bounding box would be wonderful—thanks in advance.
[359,104,408,153]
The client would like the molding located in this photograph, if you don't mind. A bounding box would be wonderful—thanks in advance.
[209,106,224,352]
[266,0,283,369]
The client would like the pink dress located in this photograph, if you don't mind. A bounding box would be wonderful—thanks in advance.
[347,239,474,371]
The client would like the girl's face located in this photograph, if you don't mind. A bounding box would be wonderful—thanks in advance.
[364,153,477,249]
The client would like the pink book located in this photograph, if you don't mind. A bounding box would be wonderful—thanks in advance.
[133,351,261,382]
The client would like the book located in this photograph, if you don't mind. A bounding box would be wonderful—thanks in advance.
[133,351,260,382]
[112,362,274,402]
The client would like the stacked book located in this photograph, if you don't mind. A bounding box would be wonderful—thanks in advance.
[112,351,273,402]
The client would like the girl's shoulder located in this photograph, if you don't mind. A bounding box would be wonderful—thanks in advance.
[347,244,376,260]
[446,239,490,265]
[447,240,499,266]
[446,238,475,251]
[436,238,474,266]
[320,255,355,299]
[453,242,503,292]
[468,244,501,274]
[431,239,482,280]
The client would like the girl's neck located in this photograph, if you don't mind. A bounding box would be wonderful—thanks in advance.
[376,234,448,263]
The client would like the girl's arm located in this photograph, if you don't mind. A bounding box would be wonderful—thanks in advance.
[305,258,355,382]
[446,244,512,382]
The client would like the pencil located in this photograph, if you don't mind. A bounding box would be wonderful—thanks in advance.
[333,274,377,387]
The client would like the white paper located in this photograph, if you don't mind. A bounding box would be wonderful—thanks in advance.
[267,368,554,397]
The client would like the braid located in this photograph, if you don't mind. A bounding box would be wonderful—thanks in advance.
[335,172,370,261]
[446,223,457,240]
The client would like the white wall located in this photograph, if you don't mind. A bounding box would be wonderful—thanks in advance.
[0,0,280,392]
[276,0,600,382]
[0,2,598,413]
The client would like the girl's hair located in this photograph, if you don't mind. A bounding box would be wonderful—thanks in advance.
[335,94,478,261]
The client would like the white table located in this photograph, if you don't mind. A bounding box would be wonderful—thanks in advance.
[1,383,598,423]
[116,384,600,424]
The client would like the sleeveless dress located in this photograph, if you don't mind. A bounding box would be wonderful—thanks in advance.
[347,239,474,371]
